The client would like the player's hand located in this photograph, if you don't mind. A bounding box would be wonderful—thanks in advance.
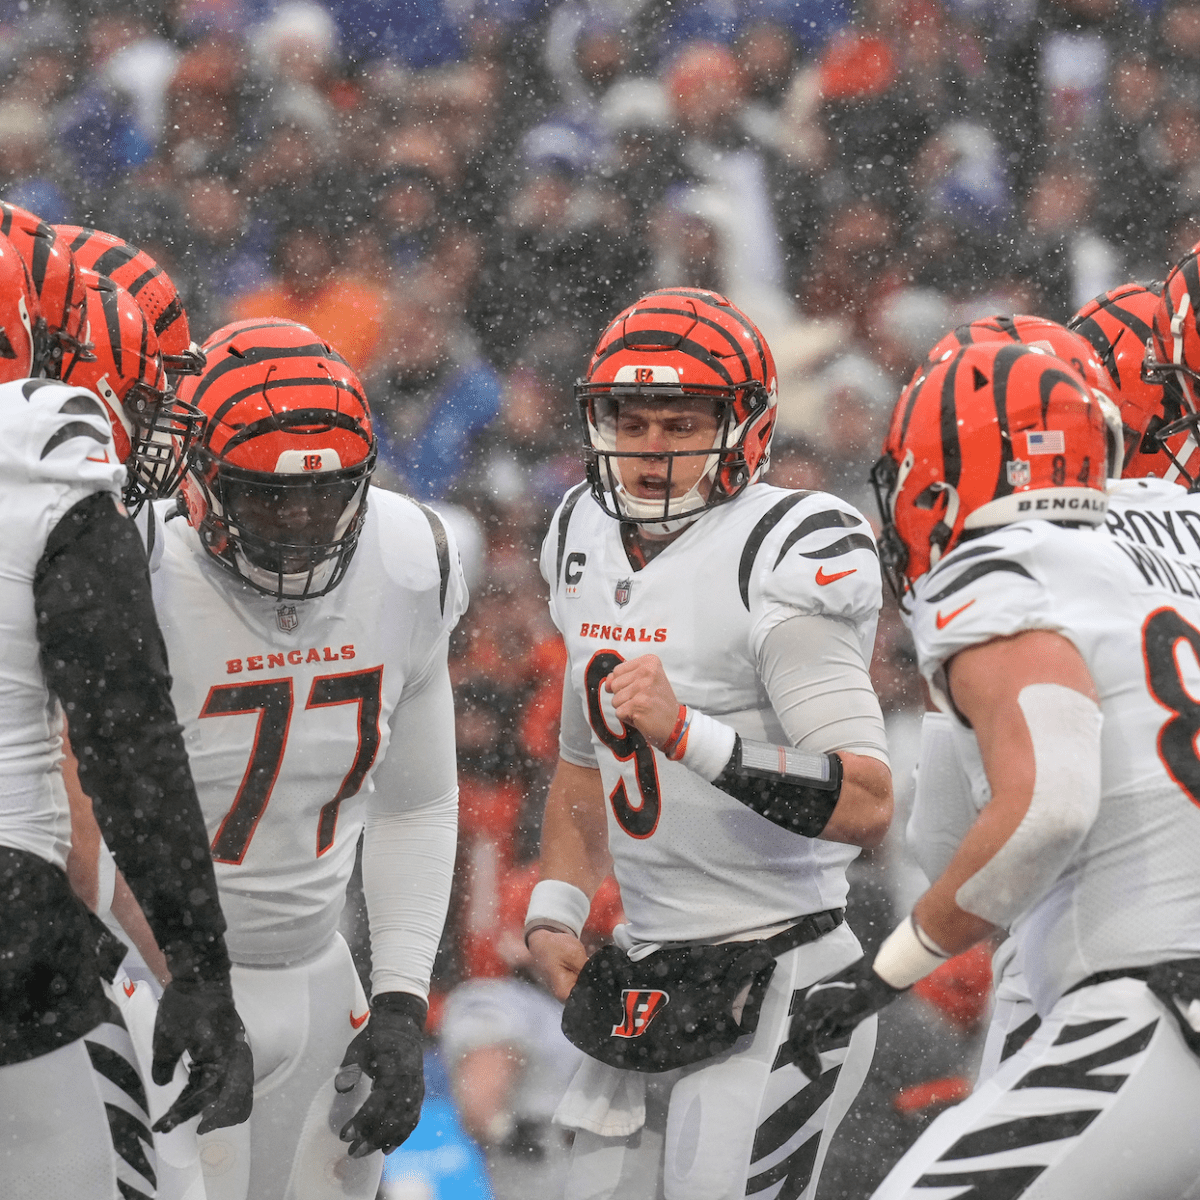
[605,655,680,747]
[336,991,426,1158]
[527,927,589,1002]
[788,956,901,1080]
[151,979,254,1134]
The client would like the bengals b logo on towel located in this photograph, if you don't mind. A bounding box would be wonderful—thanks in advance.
[612,989,670,1038]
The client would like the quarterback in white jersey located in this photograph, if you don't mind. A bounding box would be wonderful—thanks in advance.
[0,238,251,1200]
[142,319,465,1200]
[796,341,1200,1200]
[525,290,893,1200]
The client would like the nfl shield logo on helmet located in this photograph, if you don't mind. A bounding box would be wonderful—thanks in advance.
[276,603,300,632]
[1007,459,1031,487]
[614,578,632,608]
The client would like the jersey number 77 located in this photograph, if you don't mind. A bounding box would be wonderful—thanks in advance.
[200,667,384,863]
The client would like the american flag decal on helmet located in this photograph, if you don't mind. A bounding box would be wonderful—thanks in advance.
[612,989,670,1038]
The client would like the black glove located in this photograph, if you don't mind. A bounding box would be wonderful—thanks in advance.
[788,956,902,1080]
[336,991,426,1158]
[151,979,254,1135]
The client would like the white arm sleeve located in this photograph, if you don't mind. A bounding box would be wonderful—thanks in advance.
[558,664,599,768]
[955,684,1102,927]
[362,636,459,1000]
[907,711,982,882]
[758,614,890,764]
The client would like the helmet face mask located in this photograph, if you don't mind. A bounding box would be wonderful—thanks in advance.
[61,274,201,511]
[580,381,764,527]
[178,319,376,601]
[195,452,375,599]
[577,289,777,534]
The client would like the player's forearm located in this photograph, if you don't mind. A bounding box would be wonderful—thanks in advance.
[35,494,230,982]
[818,751,892,848]
[537,758,612,897]
[363,792,457,999]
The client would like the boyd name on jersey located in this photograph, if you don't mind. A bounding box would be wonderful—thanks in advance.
[543,482,882,945]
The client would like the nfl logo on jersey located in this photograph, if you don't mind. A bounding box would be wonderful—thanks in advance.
[614,579,632,608]
[276,604,300,632]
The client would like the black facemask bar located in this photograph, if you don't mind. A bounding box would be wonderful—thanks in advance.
[869,452,910,603]
[200,447,377,600]
[576,381,767,525]
[1137,345,1200,489]
[123,384,205,512]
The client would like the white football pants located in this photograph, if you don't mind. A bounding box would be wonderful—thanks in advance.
[562,920,877,1200]
[872,976,1200,1200]
[197,932,383,1200]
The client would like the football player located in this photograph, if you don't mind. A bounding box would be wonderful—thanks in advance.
[794,340,1200,1198]
[524,288,893,1200]
[0,234,252,1198]
[908,286,1200,1088]
[140,318,465,1200]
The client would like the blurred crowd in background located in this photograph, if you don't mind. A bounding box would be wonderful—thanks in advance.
[1,0,1193,1192]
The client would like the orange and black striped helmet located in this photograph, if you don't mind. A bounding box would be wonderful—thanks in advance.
[919,312,1123,476]
[53,224,204,375]
[59,271,202,510]
[923,314,1112,397]
[0,202,90,376]
[1069,282,1200,484]
[0,232,42,384]
[576,288,777,532]
[177,319,376,599]
[872,342,1109,601]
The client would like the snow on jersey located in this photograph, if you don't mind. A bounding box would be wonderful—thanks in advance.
[908,478,1200,872]
[909,520,1200,1012]
[0,378,124,870]
[543,482,882,944]
[151,487,466,965]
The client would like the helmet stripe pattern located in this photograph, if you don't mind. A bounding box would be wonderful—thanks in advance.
[176,318,376,601]
[578,287,779,532]
[873,342,1109,601]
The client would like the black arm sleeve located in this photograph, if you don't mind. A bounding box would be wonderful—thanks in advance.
[713,736,844,839]
[34,492,230,983]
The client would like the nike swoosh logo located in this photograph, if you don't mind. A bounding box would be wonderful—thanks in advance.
[935,599,976,629]
[350,1009,369,1029]
[123,980,136,998]
[815,567,857,586]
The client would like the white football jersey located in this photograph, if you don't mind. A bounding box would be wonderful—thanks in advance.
[150,487,466,965]
[543,482,883,944]
[0,378,124,870]
[909,519,1200,1011]
[909,476,1200,873]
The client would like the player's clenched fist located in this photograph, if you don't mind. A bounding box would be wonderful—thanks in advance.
[527,927,590,1003]
[604,655,681,747]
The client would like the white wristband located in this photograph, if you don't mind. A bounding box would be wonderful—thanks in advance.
[524,879,591,942]
[873,915,951,990]
[679,709,738,782]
